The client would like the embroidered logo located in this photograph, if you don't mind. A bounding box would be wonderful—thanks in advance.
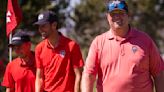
[38,14,44,20]
[132,46,138,53]
[59,50,66,58]
[113,1,121,5]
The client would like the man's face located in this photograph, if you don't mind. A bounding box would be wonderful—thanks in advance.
[13,42,30,58]
[38,22,57,39]
[38,23,53,39]
[107,10,129,30]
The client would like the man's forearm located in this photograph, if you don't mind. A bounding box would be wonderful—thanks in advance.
[35,78,43,92]
[81,73,95,92]
[74,76,81,92]
[35,68,44,92]
[6,88,14,92]
[74,68,83,92]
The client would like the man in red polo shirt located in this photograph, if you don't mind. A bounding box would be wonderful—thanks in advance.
[81,0,164,92]
[34,10,84,92]
[2,30,36,92]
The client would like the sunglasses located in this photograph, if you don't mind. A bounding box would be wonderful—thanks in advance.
[107,1,128,12]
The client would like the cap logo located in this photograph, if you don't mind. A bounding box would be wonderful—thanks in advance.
[38,14,44,20]
[113,1,121,4]
[12,37,21,41]
[110,1,121,8]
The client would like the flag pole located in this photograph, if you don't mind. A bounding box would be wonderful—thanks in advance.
[9,32,12,62]
[7,0,22,62]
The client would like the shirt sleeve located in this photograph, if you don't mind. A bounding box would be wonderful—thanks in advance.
[2,63,15,88]
[149,39,164,77]
[83,37,99,75]
[71,42,84,68]
[35,45,43,68]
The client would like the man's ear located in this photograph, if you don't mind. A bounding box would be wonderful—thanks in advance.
[127,11,131,17]
[127,12,132,24]
[52,22,57,29]
[106,13,110,21]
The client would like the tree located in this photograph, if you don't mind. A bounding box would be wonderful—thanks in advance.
[0,0,71,62]
[0,0,7,62]
[127,0,164,50]
[72,0,164,59]
[71,0,108,58]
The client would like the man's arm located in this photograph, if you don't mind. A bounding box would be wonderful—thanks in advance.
[154,71,164,92]
[74,67,83,92]
[35,68,44,92]
[81,73,96,92]
[6,87,14,92]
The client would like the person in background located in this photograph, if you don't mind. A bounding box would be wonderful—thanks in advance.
[81,0,164,92]
[34,10,84,92]
[2,30,36,92]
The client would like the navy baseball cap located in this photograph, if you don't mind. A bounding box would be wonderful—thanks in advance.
[8,30,30,47]
[107,0,128,13]
[34,10,58,25]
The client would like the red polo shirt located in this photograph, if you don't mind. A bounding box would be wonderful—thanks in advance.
[35,35,84,92]
[84,28,164,92]
[2,52,36,92]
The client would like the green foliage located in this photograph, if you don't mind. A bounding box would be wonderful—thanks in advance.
[127,0,164,48]
[0,0,163,62]
[72,0,164,58]
[71,0,108,58]
[0,0,7,60]
[0,0,70,61]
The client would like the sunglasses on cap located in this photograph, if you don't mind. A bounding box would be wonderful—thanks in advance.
[107,1,128,13]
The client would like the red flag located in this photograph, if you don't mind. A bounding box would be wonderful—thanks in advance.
[6,0,22,37]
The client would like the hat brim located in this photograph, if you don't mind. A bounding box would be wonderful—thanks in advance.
[8,41,23,47]
[109,9,126,13]
[33,21,49,25]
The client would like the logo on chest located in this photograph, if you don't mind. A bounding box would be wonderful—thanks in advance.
[59,50,66,58]
[132,46,138,54]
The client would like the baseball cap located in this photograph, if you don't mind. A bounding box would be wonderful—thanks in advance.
[34,10,58,25]
[107,0,128,13]
[8,30,30,47]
